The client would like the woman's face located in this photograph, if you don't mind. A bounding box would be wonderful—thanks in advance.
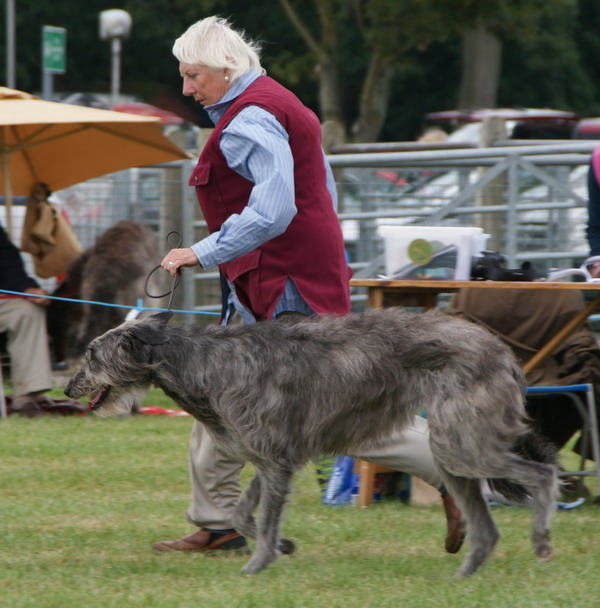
[179,62,230,107]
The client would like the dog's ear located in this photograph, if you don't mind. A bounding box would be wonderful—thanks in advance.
[126,312,173,346]
[150,311,174,326]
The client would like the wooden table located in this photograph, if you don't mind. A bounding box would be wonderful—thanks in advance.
[350,278,600,507]
[350,278,600,374]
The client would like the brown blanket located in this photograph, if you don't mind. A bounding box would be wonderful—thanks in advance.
[446,288,600,460]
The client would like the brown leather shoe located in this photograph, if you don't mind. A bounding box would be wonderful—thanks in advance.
[153,528,248,554]
[441,492,466,554]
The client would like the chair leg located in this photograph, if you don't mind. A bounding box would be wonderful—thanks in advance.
[355,460,396,508]
[357,460,376,508]
[583,384,600,502]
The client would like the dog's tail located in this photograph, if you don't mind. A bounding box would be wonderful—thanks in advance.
[486,430,558,504]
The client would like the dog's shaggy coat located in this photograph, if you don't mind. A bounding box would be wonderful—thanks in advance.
[65,308,559,577]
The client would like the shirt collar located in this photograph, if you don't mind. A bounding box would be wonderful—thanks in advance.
[205,70,262,125]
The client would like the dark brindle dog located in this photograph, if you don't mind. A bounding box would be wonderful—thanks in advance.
[47,220,161,362]
[64,308,558,577]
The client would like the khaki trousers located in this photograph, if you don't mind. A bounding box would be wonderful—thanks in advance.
[186,414,442,529]
[0,299,53,396]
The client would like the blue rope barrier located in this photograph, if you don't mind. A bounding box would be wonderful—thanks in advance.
[0,288,220,316]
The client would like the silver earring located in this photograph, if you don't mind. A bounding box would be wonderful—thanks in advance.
[224,75,230,82]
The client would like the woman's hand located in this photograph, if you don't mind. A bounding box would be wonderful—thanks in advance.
[161,248,199,276]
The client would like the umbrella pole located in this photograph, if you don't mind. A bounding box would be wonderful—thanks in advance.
[3,154,13,239]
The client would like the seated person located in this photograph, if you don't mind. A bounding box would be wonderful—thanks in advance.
[445,287,600,462]
[0,223,54,417]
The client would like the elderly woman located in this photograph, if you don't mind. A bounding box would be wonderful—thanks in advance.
[154,16,463,555]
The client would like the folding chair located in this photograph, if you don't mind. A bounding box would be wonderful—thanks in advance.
[526,383,600,502]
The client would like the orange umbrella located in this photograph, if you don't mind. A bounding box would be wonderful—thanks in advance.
[0,86,192,236]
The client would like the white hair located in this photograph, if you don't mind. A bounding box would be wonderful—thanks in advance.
[173,16,266,82]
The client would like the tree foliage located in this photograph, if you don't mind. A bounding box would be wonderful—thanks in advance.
[1,0,600,141]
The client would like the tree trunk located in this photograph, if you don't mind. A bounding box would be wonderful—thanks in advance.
[317,56,343,125]
[277,0,344,127]
[457,21,502,110]
[351,49,395,143]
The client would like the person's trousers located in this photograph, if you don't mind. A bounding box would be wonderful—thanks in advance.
[0,299,53,396]
[186,414,442,529]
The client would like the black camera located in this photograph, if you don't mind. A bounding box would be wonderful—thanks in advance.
[471,251,537,281]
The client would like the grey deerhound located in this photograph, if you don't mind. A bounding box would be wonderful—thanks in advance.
[64,308,558,578]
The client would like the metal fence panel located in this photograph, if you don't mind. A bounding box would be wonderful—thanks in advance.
[6,141,597,317]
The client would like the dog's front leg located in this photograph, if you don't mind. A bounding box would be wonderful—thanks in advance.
[241,465,294,574]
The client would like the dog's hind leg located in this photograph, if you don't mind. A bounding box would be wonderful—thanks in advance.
[440,473,500,578]
[241,466,295,574]
[492,457,557,562]
[528,465,557,563]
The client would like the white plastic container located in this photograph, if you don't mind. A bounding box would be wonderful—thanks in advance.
[380,226,489,281]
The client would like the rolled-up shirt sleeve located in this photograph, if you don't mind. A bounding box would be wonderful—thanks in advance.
[192,106,297,269]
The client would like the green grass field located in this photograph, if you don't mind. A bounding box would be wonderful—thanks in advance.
[1,388,599,608]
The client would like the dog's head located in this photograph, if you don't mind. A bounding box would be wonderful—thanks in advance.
[64,311,173,417]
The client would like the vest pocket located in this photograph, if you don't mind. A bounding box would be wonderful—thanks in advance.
[188,162,211,186]
[223,249,267,318]
[224,249,261,281]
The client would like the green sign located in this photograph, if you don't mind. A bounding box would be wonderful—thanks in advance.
[42,26,66,73]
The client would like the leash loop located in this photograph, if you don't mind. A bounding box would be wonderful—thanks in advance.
[145,230,183,311]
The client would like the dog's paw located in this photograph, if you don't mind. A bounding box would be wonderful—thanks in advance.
[537,548,553,563]
[279,537,296,556]
[241,555,271,575]
[533,530,553,562]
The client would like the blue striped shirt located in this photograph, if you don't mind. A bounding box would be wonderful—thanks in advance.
[191,70,337,322]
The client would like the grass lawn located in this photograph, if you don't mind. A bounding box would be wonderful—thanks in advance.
[1,388,599,608]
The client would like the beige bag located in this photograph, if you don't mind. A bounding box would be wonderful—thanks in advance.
[20,182,83,278]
